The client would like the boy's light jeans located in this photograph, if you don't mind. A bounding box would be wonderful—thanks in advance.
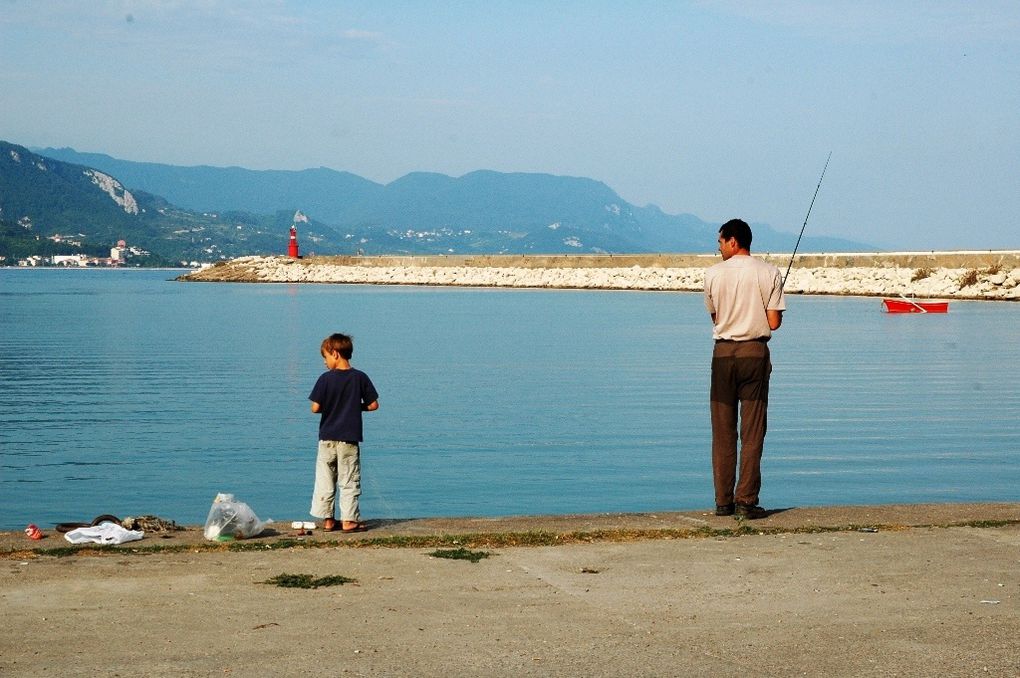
[310,440,361,522]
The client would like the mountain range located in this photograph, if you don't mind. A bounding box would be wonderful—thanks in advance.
[0,141,349,264]
[1,139,871,265]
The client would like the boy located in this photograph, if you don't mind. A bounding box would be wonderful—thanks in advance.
[309,333,379,532]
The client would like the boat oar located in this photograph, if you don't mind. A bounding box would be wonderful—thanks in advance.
[783,152,832,291]
[899,295,928,313]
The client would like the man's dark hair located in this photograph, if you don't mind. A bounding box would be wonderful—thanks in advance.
[719,219,753,250]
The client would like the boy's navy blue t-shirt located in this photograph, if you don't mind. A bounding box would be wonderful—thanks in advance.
[309,368,378,442]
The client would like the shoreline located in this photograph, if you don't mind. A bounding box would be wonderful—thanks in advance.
[179,251,1020,301]
[4,503,1018,677]
[5,502,1018,558]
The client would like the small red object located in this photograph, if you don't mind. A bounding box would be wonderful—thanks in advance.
[881,298,949,313]
[25,524,43,540]
[287,225,300,258]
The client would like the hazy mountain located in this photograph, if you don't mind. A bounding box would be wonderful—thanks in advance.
[1,141,347,264]
[35,146,873,255]
[35,147,383,220]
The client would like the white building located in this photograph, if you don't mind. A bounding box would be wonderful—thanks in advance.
[110,239,129,263]
[51,255,88,266]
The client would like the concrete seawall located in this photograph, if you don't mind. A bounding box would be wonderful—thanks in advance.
[180,251,1020,301]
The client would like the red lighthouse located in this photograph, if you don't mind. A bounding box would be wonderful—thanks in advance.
[287,224,300,258]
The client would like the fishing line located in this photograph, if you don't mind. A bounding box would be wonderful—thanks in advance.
[783,151,832,288]
[364,459,401,519]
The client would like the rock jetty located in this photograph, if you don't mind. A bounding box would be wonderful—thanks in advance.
[180,251,1020,301]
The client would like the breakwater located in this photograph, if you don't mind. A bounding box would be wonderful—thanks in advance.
[180,251,1020,300]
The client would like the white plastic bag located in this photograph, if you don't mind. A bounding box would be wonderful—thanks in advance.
[203,493,269,540]
[64,522,144,545]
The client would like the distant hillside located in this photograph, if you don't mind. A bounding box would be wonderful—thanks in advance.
[1,141,347,264]
[36,146,873,254]
[35,146,382,220]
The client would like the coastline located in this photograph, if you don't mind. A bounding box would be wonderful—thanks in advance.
[3,503,1018,677]
[4,502,1018,558]
[179,251,1020,301]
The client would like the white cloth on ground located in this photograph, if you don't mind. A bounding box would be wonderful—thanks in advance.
[64,522,144,545]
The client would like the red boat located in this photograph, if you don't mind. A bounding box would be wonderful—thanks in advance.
[881,298,949,314]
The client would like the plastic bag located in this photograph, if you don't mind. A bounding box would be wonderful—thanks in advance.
[203,493,269,540]
[65,522,144,545]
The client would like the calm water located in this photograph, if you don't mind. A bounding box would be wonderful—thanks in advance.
[1,268,1017,530]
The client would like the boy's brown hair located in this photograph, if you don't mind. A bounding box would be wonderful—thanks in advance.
[321,333,354,360]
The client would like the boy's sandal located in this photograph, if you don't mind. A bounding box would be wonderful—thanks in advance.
[341,522,368,533]
[322,519,339,532]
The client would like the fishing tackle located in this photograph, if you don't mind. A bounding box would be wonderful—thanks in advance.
[783,152,832,288]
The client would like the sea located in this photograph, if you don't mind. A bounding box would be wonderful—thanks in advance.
[1,267,1017,531]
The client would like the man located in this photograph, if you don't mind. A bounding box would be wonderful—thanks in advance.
[703,219,785,519]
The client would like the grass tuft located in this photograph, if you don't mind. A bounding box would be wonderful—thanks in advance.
[428,547,491,563]
[262,573,356,588]
[37,545,120,558]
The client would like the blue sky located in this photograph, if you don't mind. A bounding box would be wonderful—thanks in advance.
[2,1,1018,250]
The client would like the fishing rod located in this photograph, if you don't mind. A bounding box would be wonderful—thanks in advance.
[783,151,832,288]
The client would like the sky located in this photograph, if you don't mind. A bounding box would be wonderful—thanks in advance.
[2,0,1018,250]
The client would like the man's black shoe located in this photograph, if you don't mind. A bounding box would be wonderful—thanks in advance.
[734,504,768,520]
[715,504,735,516]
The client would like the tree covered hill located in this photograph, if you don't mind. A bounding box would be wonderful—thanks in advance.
[6,141,871,263]
[34,146,382,222]
[1,141,346,264]
[36,145,873,255]
[34,146,696,254]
